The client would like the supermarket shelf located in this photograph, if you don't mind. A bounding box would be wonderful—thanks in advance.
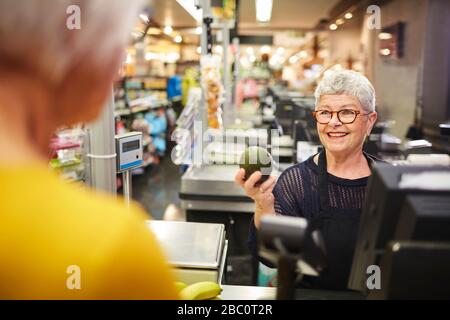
[125,87,166,91]
[114,102,168,117]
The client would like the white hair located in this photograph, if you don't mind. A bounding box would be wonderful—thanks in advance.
[314,70,376,112]
[0,0,145,84]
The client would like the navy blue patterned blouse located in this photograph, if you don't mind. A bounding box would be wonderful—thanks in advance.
[248,154,376,266]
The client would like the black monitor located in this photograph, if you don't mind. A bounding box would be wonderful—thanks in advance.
[395,194,450,241]
[348,164,450,294]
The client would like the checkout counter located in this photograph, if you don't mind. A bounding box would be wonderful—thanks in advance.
[147,220,365,300]
[147,220,228,285]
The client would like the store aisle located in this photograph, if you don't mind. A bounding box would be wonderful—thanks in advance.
[132,155,185,221]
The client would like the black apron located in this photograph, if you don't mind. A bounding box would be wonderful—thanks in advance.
[301,151,374,290]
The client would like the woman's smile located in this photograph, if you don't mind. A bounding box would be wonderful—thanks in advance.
[326,132,350,139]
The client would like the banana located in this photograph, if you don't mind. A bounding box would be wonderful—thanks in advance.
[179,281,222,300]
[174,281,188,292]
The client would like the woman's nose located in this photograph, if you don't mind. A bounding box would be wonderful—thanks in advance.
[328,113,342,127]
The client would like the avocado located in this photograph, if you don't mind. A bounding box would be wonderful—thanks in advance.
[239,146,273,186]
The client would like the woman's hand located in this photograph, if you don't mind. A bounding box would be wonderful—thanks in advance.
[234,168,277,229]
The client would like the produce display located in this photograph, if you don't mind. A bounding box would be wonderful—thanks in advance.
[239,146,273,186]
[201,56,224,129]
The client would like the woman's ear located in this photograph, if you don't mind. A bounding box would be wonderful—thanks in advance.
[366,111,378,135]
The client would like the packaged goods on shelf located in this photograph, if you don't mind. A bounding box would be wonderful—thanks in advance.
[48,127,86,183]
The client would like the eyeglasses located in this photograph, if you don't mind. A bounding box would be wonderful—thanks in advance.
[311,109,371,124]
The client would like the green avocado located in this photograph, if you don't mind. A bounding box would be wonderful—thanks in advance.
[239,146,272,186]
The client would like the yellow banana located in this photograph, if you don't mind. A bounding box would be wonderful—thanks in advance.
[179,281,222,300]
[174,281,188,292]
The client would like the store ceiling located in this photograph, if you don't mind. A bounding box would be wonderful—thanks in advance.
[239,0,340,34]
[150,0,341,32]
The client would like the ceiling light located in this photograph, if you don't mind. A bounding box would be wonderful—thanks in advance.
[336,18,344,25]
[344,12,353,19]
[174,35,183,43]
[380,48,391,56]
[176,0,203,22]
[139,14,149,23]
[329,24,338,31]
[298,50,308,59]
[164,26,173,35]
[256,0,273,23]
[289,56,298,64]
[260,45,271,54]
[195,26,202,35]
[378,32,393,40]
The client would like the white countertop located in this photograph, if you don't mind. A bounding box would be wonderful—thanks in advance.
[220,285,276,300]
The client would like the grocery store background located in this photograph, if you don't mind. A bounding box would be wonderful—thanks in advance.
[51,0,450,286]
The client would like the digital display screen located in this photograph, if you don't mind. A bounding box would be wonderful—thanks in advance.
[122,140,140,153]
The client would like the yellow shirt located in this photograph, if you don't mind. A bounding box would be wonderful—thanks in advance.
[0,164,179,299]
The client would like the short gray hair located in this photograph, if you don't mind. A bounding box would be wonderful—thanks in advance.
[314,70,376,112]
[0,0,144,84]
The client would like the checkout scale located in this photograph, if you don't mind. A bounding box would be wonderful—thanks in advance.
[115,132,228,285]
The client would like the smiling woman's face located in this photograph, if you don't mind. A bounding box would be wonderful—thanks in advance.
[316,94,377,156]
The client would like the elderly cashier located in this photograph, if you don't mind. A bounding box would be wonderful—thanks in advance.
[235,70,380,290]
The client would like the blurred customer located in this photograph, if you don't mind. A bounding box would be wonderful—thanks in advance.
[0,0,178,299]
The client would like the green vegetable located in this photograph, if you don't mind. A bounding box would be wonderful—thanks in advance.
[239,146,272,186]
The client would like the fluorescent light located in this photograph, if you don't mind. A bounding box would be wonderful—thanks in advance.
[164,26,173,35]
[176,0,203,22]
[174,35,183,43]
[379,32,393,40]
[256,0,273,23]
[139,14,149,23]
[298,50,308,59]
[344,12,353,19]
[289,56,298,64]
[260,45,271,54]
[380,48,391,56]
